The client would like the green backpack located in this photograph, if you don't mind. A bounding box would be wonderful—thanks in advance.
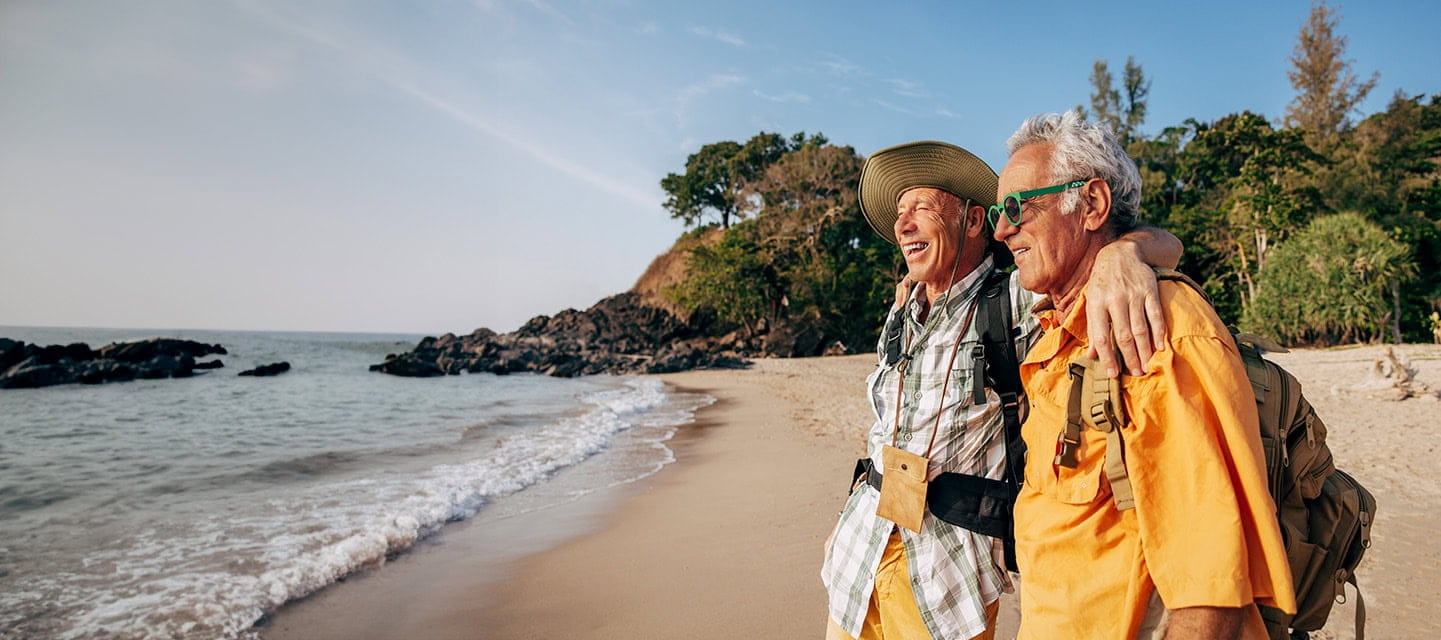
[1060,269,1376,640]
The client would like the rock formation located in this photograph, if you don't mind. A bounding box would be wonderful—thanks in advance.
[0,337,227,389]
[239,362,291,377]
[370,293,749,378]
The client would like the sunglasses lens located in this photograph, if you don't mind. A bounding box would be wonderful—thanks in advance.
[1005,196,1023,223]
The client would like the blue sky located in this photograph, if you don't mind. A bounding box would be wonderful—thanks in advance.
[2,0,1437,334]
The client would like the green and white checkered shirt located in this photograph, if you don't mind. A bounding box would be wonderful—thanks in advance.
[821,257,1041,639]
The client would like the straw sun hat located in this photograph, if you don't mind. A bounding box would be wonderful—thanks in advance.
[858,140,1000,246]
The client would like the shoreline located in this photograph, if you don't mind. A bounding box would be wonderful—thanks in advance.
[257,356,878,639]
[256,380,713,640]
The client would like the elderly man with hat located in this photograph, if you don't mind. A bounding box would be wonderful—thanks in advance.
[820,140,1181,640]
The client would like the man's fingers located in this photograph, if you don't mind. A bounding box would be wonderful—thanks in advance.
[1145,295,1167,353]
[1114,324,1142,378]
[1129,301,1153,374]
[1089,314,1118,378]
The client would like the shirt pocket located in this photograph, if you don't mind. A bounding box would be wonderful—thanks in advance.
[943,341,983,411]
[1027,431,1105,505]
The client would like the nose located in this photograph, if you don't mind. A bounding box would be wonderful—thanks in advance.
[894,209,916,240]
[991,213,1017,243]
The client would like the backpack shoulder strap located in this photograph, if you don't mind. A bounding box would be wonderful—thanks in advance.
[974,270,1026,482]
[973,269,1028,572]
[1153,267,1209,304]
[1064,355,1135,510]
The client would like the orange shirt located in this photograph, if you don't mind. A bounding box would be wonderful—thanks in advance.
[1014,281,1295,639]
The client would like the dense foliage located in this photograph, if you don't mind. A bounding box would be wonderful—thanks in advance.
[663,138,899,350]
[1241,213,1416,344]
[662,1,1440,349]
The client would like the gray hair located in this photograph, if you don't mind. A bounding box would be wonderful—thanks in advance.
[1005,111,1140,233]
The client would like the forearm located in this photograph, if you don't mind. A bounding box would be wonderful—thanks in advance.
[1113,225,1182,269]
[1163,605,1246,640]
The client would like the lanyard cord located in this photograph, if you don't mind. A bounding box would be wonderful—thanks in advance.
[891,294,981,459]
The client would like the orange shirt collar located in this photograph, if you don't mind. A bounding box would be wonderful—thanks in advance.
[1027,284,1091,364]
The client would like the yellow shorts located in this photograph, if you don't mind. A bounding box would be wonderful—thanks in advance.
[827,531,998,640]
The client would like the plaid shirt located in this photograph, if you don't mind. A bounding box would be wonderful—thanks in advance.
[821,257,1041,639]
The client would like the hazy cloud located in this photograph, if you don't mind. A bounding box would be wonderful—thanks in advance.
[872,98,917,116]
[688,25,745,47]
[887,78,928,98]
[753,89,811,104]
[676,73,745,102]
[522,0,573,25]
[822,54,865,77]
[635,20,659,35]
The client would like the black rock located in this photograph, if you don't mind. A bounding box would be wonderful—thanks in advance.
[239,362,291,377]
[0,338,25,371]
[368,292,759,379]
[0,358,76,389]
[0,337,224,389]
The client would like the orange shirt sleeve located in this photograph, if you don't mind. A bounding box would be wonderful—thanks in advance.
[1122,328,1296,612]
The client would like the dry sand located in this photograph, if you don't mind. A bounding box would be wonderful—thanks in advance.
[262,345,1441,639]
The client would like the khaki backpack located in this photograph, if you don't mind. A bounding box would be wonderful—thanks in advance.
[1060,269,1376,640]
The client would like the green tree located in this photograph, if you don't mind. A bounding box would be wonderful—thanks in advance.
[664,136,896,351]
[1323,92,1441,339]
[1084,56,1151,145]
[1284,0,1379,147]
[1161,113,1324,320]
[1242,212,1415,345]
[659,131,816,229]
[665,227,777,334]
[660,140,743,229]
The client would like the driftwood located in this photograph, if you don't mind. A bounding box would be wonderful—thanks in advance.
[1345,347,1438,401]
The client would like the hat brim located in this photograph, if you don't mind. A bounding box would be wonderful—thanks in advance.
[858,140,998,245]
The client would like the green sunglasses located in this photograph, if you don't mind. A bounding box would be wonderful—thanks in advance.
[986,180,1088,229]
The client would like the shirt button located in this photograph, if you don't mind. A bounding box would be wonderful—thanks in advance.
[913,390,922,401]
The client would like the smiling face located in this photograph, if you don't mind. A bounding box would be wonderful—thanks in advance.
[992,143,1090,299]
[894,187,986,300]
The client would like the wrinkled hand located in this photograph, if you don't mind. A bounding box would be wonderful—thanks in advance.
[1086,242,1167,378]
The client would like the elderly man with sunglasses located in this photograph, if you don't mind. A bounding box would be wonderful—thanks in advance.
[821,140,1181,640]
[995,112,1295,639]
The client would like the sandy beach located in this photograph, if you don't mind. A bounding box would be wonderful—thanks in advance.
[262,345,1441,639]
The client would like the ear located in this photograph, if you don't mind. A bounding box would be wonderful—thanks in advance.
[1078,178,1113,232]
[964,204,987,239]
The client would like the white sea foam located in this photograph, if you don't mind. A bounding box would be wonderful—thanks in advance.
[0,375,711,640]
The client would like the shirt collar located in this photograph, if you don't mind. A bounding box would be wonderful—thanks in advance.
[906,255,996,324]
[1024,284,1091,366]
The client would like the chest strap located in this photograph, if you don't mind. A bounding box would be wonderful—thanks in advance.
[1063,356,1136,511]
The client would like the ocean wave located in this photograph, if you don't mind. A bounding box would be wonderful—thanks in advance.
[0,377,711,640]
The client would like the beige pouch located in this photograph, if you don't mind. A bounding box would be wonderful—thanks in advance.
[876,444,929,532]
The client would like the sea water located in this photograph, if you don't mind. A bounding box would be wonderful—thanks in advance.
[0,326,712,639]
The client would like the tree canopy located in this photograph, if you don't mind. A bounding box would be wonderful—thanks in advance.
[1083,56,1151,146]
[660,132,827,229]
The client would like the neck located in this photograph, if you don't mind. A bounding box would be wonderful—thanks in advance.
[922,252,985,306]
[1049,242,1106,317]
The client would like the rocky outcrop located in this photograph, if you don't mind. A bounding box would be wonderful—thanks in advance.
[0,337,227,389]
[239,362,291,377]
[370,292,750,378]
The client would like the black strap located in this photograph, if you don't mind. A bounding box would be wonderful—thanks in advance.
[852,458,884,493]
[973,270,1027,571]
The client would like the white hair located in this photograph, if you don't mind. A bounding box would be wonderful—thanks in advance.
[1005,111,1140,232]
